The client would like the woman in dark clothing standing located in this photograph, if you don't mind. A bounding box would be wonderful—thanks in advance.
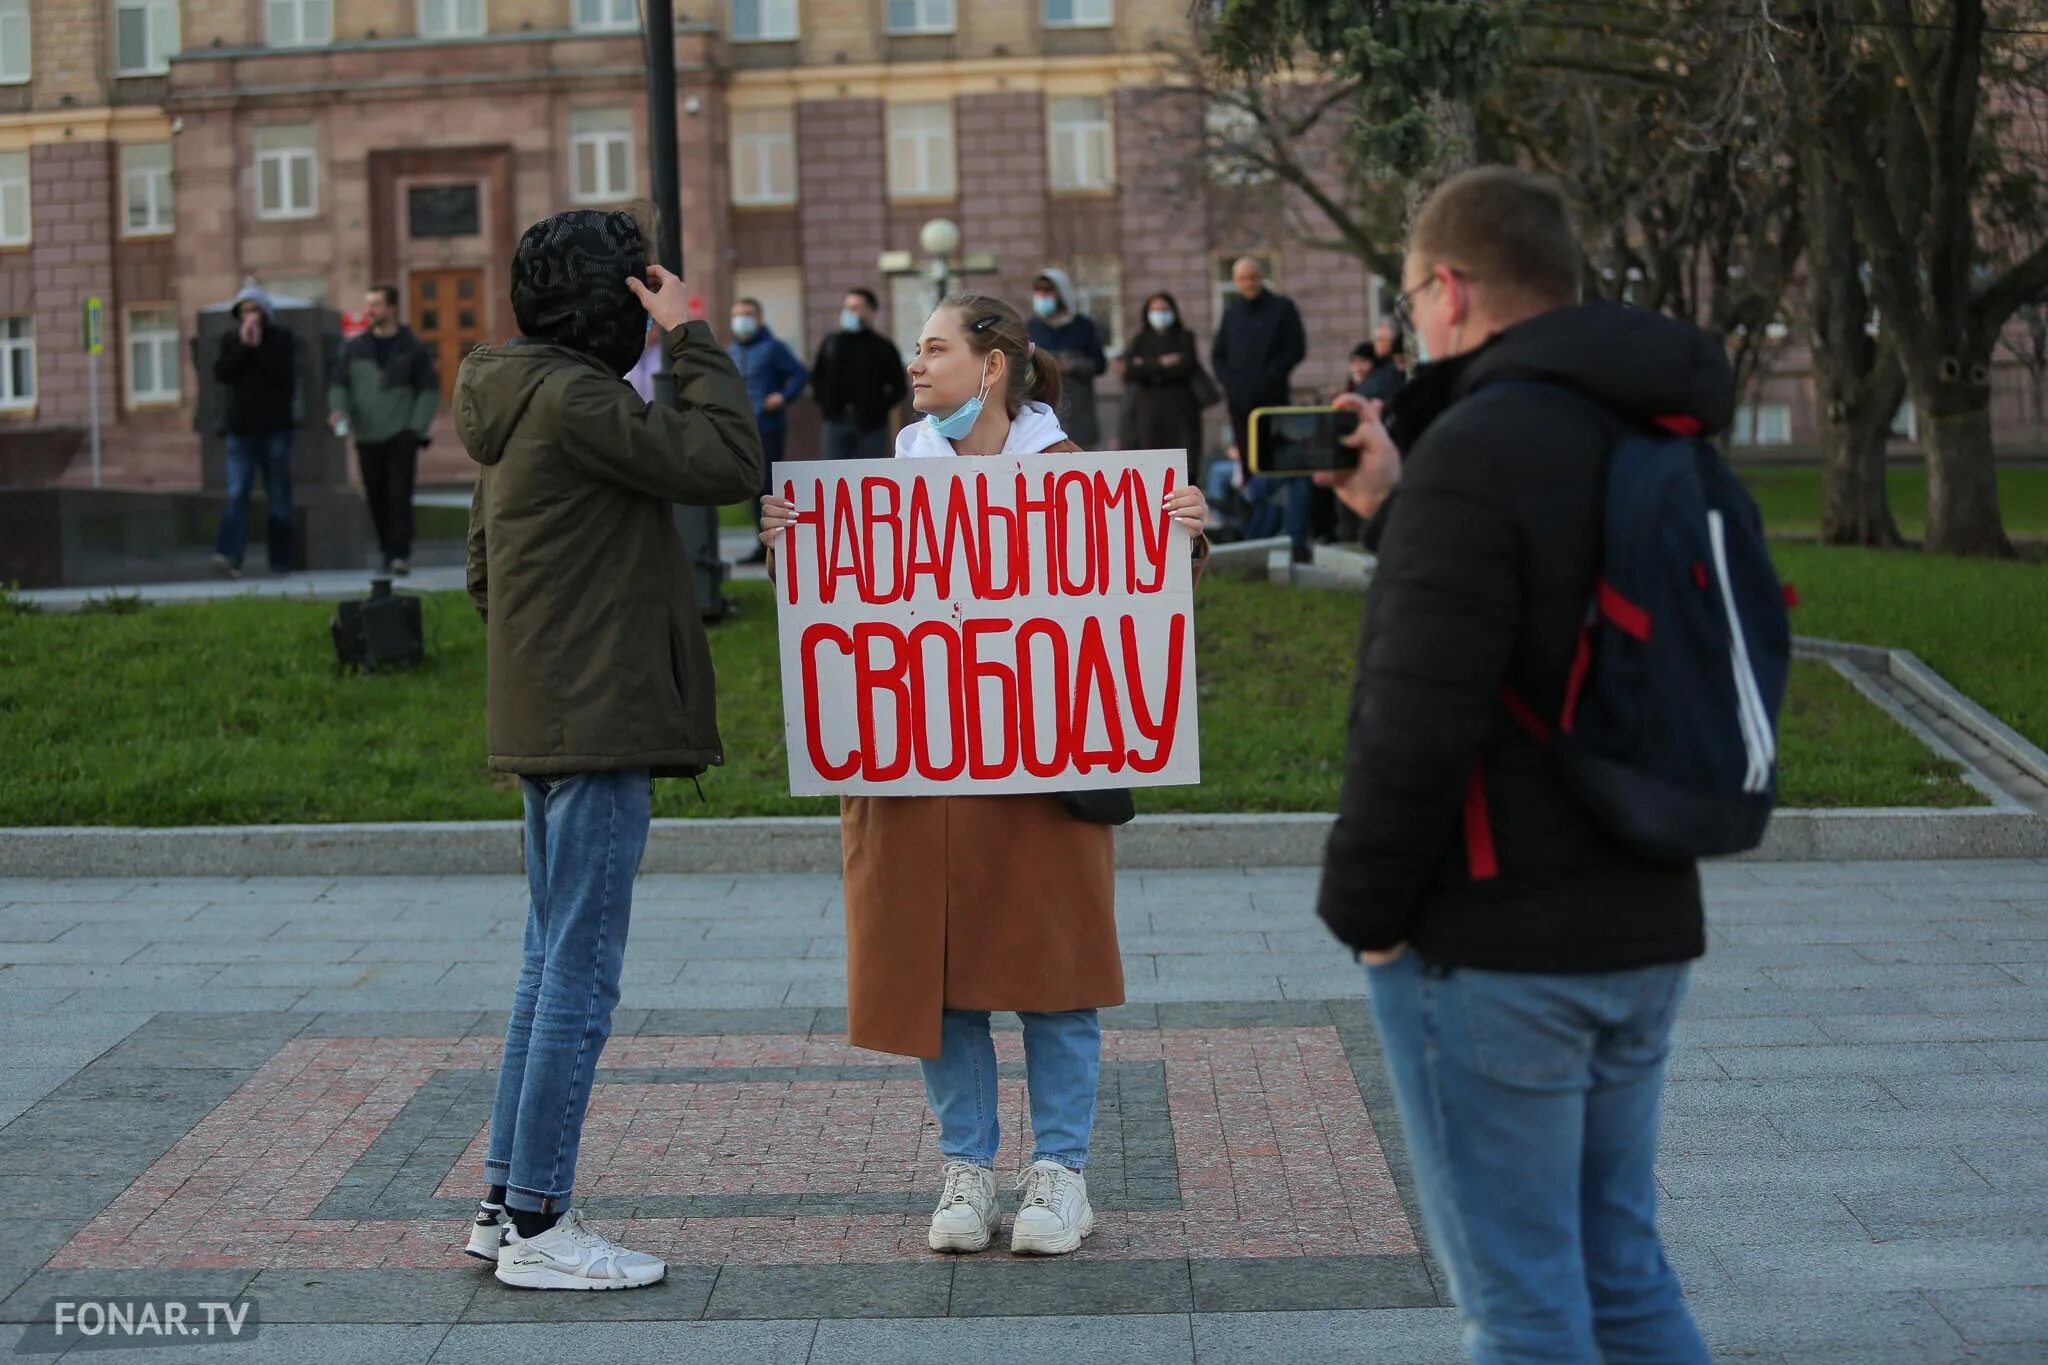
[1122,292,1208,484]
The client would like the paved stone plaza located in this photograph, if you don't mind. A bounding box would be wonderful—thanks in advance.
[0,862,2043,1362]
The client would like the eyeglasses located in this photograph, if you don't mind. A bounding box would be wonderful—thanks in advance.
[1390,269,1472,337]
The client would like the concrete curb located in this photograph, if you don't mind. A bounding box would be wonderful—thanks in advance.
[5,807,2044,879]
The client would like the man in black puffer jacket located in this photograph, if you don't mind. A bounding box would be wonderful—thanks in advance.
[1317,167,1724,1364]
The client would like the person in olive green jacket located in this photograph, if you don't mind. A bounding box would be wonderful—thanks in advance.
[326,285,440,575]
[453,208,763,1293]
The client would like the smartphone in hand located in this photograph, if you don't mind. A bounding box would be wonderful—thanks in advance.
[1246,406,1363,476]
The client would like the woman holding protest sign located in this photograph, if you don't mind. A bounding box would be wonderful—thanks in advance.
[761,295,1207,1258]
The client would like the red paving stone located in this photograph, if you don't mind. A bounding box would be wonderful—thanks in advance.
[49,1028,1416,1271]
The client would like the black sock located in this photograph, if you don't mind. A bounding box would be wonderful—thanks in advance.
[484,1185,507,1207]
[511,1208,558,1240]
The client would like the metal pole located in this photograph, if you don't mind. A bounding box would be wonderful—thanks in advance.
[643,0,682,279]
[88,352,102,489]
[643,0,730,620]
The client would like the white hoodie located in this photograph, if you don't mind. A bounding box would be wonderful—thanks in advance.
[893,400,1068,460]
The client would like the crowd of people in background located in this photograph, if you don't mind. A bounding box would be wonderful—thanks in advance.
[694,253,1403,564]
[204,240,1396,584]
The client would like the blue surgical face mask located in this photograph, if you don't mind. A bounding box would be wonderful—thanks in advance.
[1147,309,1176,331]
[839,309,863,333]
[925,355,993,441]
[1031,293,1059,319]
[731,314,759,341]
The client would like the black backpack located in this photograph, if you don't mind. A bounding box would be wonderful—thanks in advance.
[1471,382,1792,871]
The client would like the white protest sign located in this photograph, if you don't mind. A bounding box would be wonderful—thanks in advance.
[771,449,1201,798]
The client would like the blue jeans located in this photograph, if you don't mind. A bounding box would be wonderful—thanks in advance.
[214,432,293,570]
[1367,952,1709,1365]
[920,1009,1100,1170]
[1243,475,1312,555]
[825,418,889,459]
[485,770,651,1214]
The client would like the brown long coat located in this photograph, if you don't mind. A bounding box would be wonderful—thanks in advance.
[838,437,1207,1059]
[842,791,1121,1058]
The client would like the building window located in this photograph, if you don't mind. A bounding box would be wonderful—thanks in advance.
[886,0,954,35]
[264,0,331,48]
[732,266,806,360]
[730,107,796,207]
[126,308,180,405]
[573,0,638,29]
[1732,403,1793,446]
[570,108,634,203]
[121,142,174,236]
[1051,255,1123,355]
[1048,96,1113,193]
[254,124,318,221]
[1204,99,1272,187]
[0,0,30,85]
[419,0,485,38]
[730,0,798,43]
[888,102,955,202]
[0,316,31,410]
[115,0,180,76]
[0,151,27,248]
[1043,0,1111,29]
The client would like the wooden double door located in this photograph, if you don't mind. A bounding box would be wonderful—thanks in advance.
[409,268,487,399]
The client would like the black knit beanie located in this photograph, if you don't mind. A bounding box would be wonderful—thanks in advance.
[510,209,649,376]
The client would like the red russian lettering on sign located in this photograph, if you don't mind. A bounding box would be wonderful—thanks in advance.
[773,451,1201,797]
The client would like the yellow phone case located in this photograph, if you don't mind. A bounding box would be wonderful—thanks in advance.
[1246,405,1344,477]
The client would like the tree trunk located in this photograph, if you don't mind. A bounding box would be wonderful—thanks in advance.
[1923,395,2013,557]
[1818,354,1907,547]
[1804,138,1904,547]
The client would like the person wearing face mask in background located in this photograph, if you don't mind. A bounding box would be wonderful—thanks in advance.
[1122,292,1213,486]
[810,287,908,459]
[1026,269,1107,449]
[759,296,1209,1260]
[728,297,808,563]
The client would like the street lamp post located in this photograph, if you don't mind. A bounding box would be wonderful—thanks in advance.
[881,217,998,321]
[644,0,731,621]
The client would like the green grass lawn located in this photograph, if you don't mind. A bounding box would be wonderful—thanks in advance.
[1741,465,2048,540]
[0,569,1987,826]
[1769,541,2048,754]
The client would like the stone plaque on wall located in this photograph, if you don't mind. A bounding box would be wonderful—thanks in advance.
[407,184,481,239]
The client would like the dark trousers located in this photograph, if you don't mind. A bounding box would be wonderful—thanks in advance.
[215,431,294,571]
[749,422,788,536]
[357,433,419,564]
[824,418,890,459]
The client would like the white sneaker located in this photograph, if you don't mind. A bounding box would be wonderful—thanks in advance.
[463,1201,509,1263]
[493,1208,666,1290]
[1009,1159,1094,1256]
[926,1161,1000,1253]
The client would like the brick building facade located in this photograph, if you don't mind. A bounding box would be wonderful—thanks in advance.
[3,1,2037,490]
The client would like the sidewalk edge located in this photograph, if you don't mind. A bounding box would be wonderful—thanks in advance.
[4,808,2044,878]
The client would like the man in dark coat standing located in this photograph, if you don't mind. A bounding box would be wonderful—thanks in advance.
[1211,257,1309,558]
[810,287,907,458]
